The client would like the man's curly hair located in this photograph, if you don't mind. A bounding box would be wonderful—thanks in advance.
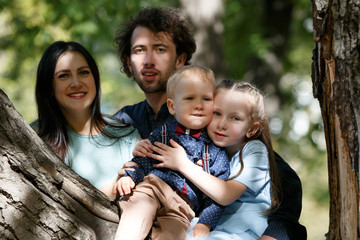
[114,7,196,77]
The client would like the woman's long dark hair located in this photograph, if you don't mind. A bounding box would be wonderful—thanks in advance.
[217,80,282,215]
[35,41,127,159]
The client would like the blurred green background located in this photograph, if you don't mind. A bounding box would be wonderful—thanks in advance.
[0,0,328,239]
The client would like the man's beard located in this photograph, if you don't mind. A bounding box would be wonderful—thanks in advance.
[137,80,167,93]
[132,62,177,94]
[133,68,171,93]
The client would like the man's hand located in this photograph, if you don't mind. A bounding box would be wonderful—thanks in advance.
[112,176,135,197]
[132,139,153,157]
[192,223,211,237]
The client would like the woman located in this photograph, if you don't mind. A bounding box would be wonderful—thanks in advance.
[32,41,139,200]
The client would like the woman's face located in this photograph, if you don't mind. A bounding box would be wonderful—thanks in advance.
[53,51,96,117]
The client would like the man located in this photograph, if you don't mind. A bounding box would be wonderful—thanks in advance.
[113,7,195,139]
[113,7,306,240]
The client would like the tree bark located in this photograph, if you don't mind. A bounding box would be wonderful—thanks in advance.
[0,89,119,239]
[312,0,360,239]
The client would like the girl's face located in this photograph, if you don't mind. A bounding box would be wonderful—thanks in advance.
[53,51,96,117]
[207,89,257,157]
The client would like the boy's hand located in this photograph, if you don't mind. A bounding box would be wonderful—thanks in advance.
[132,139,153,157]
[112,176,135,197]
[192,223,211,237]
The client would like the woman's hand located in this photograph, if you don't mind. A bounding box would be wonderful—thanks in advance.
[132,139,153,157]
[150,139,190,171]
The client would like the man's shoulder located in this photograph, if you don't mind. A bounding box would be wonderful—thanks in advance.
[274,151,300,180]
[114,100,147,115]
[113,100,147,124]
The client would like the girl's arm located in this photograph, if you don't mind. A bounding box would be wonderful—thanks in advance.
[150,139,247,206]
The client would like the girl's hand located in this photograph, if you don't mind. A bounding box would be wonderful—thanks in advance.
[112,176,135,196]
[192,223,211,237]
[132,139,153,157]
[150,139,189,171]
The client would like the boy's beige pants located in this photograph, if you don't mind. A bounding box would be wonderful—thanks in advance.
[115,174,195,240]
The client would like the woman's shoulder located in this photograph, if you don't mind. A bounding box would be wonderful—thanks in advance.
[103,116,139,139]
[104,115,129,126]
[104,122,136,136]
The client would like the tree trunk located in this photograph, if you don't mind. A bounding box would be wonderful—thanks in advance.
[180,0,228,81]
[0,89,119,239]
[312,0,360,239]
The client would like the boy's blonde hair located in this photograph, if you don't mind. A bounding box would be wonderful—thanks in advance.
[166,65,216,99]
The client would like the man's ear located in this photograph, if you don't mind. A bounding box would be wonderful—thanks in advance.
[127,58,133,73]
[175,53,187,69]
[167,98,176,116]
[246,122,260,138]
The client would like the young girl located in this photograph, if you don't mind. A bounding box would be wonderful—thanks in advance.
[31,41,139,200]
[145,80,282,239]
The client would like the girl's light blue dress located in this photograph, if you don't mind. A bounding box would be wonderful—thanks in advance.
[65,123,139,189]
[188,140,271,240]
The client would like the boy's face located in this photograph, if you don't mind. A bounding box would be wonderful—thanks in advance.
[167,76,214,130]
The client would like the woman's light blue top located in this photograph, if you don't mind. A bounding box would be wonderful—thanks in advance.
[65,124,139,189]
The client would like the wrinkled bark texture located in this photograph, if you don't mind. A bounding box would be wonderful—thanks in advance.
[312,0,360,239]
[0,89,119,239]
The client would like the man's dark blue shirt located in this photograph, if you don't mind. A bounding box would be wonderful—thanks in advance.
[113,100,173,139]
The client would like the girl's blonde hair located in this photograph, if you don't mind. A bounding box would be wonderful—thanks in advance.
[217,80,282,215]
